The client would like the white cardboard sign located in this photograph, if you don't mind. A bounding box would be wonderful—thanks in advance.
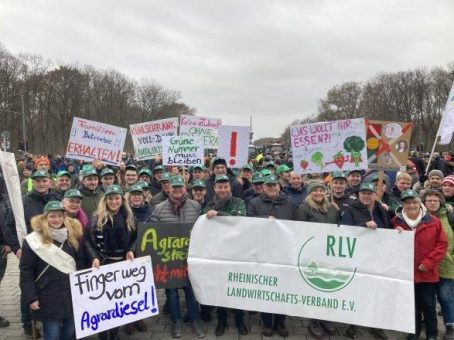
[217,125,250,168]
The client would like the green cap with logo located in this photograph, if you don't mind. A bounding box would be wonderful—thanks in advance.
[159,172,172,182]
[139,167,152,177]
[153,165,165,173]
[100,168,115,177]
[401,189,419,201]
[331,171,347,181]
[44,201,65,213]
[82,166,99,178]
[191,165,205,172]
[264,174,279,184]
[192,179,206,188]
[56,170,71,178]
[252,173,265,184]
[64,188,83,199]
[136,180,150,190]
[241,164,253,171]
[32,169,50,179]
[276,164,291,174]
[359,183,376,193]
[170,175,185,187]
[260,169,272,177]
[264,161,275,168]
[105,184,123,196]
[215,174,230,184]
[128,183,144,193]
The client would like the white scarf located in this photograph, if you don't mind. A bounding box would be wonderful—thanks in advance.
[50,227,68,244]
[402,204,426,229]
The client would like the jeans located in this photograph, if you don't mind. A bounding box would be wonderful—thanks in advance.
[165,285,200,323]
[261,313,285,327]
[414,282,438,337]
[436,278,454,326]
[42,318,75,340]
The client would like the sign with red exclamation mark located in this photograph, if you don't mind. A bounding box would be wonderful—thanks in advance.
[229,132,238,166]
[218,125,250,168]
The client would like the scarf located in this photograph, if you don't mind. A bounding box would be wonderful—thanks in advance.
[401,204,426,229]
[212,193,233,211]
[169,193,188,215]
[51,227,68,244]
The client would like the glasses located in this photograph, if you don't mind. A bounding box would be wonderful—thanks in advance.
[425,200,439,203]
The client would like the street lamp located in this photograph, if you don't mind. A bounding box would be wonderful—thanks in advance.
[0,94,27,152]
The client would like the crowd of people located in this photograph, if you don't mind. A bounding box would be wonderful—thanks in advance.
[0,149,453,340]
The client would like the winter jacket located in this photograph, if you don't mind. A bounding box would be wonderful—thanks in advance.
[150,191,168,206]
[433,205,454,279]
[205,172,243,203]
[242,188,260,206]
[79,186,104,219]
[332,192,355,213]
[150,178,162,196]
[151,198,201,224]
[341,200,392,229]
[0,194,12,245]
[295,202,339,224]
[203,197,246,216]
[131,203,154,223]
[19,219,85,321]
[392,208,448,283]
[284,185,308,207]
[246,192,295,220]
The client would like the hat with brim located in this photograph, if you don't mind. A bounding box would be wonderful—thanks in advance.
[215,174,230,184]
[82,167,99,178]
[64,189,83,199]
[136,180,150,190]
[32,169,50,179]
[139,168,152,177]
[128,183,144,194]
[56,170,71,178]
[192,165,205,172]
[159,172,172,182]
[170,175,185,187]
[276,164,291,174]
[241,164,253,171]
[252,173,265,184]
[153,165,165,174]
[264,174,279,185]
[44,201,65,213]
[401,189,419,201]
[331,171,347,181]
[359,183,376,193]
[105,185,123,196]
[100,168,115,177]
[192,179,206,188]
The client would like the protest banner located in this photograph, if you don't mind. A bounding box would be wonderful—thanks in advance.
[217,125,250,167]
[0,151,27,246]
[179,114,222,148]
[162,136,204,166]
[188,216,415,333]
[290,118,368,174]
[130,118,178,161]
[70,256,158,339]
[137,222,192,289]
[66,117,127,166]
[366,120,413,170]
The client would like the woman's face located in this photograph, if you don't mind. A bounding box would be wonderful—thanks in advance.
[402,198,421,217]
[63,198,82,215]
[310,188,326,203]
[106,194,123,212]
[129,192,144,208]
[47,211,64,229]
[424,195,440,214]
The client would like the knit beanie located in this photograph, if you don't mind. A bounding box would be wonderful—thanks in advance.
[428,170,444,180]
[443,175,454,186]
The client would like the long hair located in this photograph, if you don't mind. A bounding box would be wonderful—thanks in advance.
[305,192,332,214]
[124,191,148,207]
[95,194,135,231]
[30,213,83,250]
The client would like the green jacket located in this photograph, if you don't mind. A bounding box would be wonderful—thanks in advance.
[203,196,246,217]
[435,205,454,279]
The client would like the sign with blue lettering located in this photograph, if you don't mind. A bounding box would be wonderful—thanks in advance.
[69,256,158,339]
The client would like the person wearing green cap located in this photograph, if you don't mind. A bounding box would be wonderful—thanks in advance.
[392,190,448,340]
[246,174,294,337]
[191,165,206,181]
[150,172,173,206]
[346,170,362,197]
[123,165,139,190]
[54,171,72,197]
[62,189,89,229]
[79,166,104,218]
[330,171,355,213]
[150,165,165,195]
[238,164,253,193]
[204,175,248,336]
[243,172,265,205]
[19,200,84,340]
[205,157,243,203]
[276,164,291,188]
[138,167,152,184]
[190,180,207,210]
[99,168,116,192]
[85,184,137,340]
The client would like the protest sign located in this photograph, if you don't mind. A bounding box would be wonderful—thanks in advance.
[179,114,222,148]
[0,151,27,246]
[130,118,178,161]
[217,125,250,167]
[366,120,412,170]
[162,136,204,166]
[137,222,192,289]
[188,216,415,334]
[66,117,127,166]
[70,256,158,339]
[290,118,367,174]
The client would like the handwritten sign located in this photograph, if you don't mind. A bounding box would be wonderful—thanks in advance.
[217,125,250,168]
[179,114,222,148]
[162,136,204,166]
[290,118,367,174]
[366,120,412,170]
[69,256,158,339]
[130,118,178,161]
[66,117,127,166]
[138,223,192,289]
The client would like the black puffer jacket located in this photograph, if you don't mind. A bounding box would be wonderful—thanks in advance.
[341,199,392,229]
[150,178,162,196]
[246,192,295,220]
[333,193,355,213]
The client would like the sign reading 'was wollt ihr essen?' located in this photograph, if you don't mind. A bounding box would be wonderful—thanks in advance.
[188,216,415,334]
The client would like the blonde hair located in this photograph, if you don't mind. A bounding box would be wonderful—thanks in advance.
[305,192,332,213]
[124,191,148,206]
[396,172,412,182]
[96,194,135,231]
[31,213,83,250]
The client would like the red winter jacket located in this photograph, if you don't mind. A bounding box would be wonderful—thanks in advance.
[392,211,447,283]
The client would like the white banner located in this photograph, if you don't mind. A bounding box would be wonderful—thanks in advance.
[0,151,27,246]
[130,118,179,160]
[439,80,454,144]
[162,136,204,166]
[70,256,158,339]
[217,125,250,168]
[188,216,415,333]
[179,114,222,148]
[291,118,368,174]
[66,117,127,166]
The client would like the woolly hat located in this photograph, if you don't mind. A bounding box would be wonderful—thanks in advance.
[34,156,50,168]
[428,170,444,180]
[443,175,454,187]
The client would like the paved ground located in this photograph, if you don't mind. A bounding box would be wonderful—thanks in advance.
[0,255,443,340]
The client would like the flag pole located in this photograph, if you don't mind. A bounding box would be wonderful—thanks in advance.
[424,124,441,175]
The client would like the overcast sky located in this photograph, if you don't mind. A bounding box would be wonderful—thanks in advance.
[2,0,453,139]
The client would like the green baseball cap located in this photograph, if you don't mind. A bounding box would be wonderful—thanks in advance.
[100,168,115,177]
[307,181,326,193]
[125,164,138,171]
[276,164,291,174]
[64,188,83,199]
[401,189,419,201]
[192,179,206,188]
[139,167,152,177]
[128,183,144,193]
[159,172,172,182]
[56,170,71,178]
[264,174,279,184]
[215,174,230,184]
[260,169,272,177]
[241,164,253,171]
[82,167,98,178]
[252,173,265,184]
[191,165,205,172]
[170,175,185,187]
[359,183,376,193]
[331,171,347,181]
[136,180,150,190]
[105,184,123,196]
[44,201,65,212]
[264,161,275,168]
[153,165,165,173]
[32,169,50,179]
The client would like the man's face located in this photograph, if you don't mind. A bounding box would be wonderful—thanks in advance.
[101,175,115,188]
[23,168,31,178]
[192,169,204,180]
[241,169,253,181]
[279,171,291,181]
[289,173,302,189]
[332,179,347,195]
[442,183,454,198]
[263,183,280,198]
[192,187,206,201]
[139,174,151,183]
[56,176,71,191]
[161,181,171,194]
[396,179,411,192]
[252,183,264,194]
[82,175,99,191]
[213,164,227,176]
[125,170,138,185]
[429,176,443,188]
[169,186,185,200]
[214,181,231,200]
[33,178,51,194]
[154,171,163,181]
[358,191,376,206]
[348,172,361,186]
[36,162,49,171]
